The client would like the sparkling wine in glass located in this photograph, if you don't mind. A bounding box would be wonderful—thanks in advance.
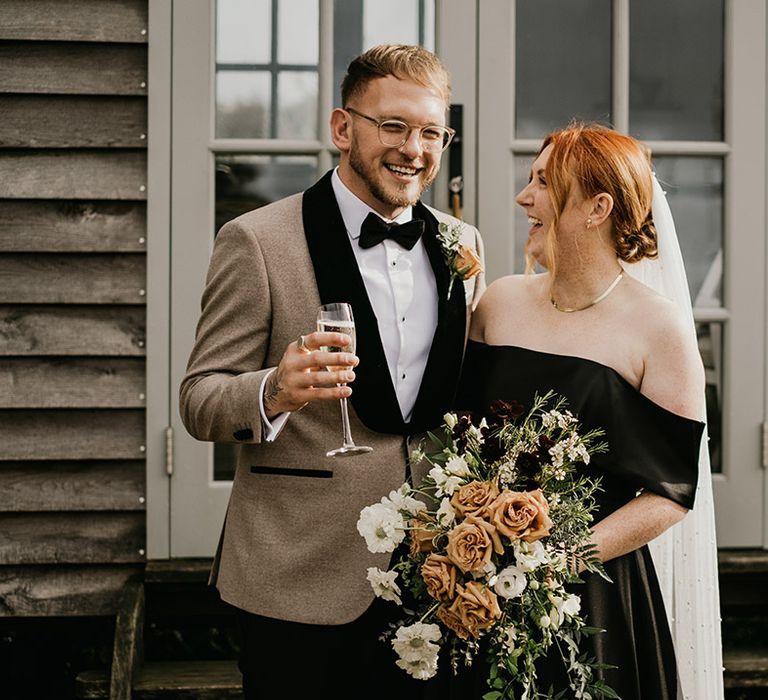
[317,303,372,457]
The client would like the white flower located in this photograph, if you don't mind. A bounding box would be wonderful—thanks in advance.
[384,484,426,516]
[366,567,402,605]
[356,502,405,553]
[429,464,464,497]
[501,624,518,652]
[436,497,456,527]
[395,655,439,681]
[494,564,528,600]
[443,412,458,429]
[538,613,551,629]
[445,454,471,477]
[549,443,565,468]
[392,622,442,671]
[513,540,549,572]
[550,592,581,628]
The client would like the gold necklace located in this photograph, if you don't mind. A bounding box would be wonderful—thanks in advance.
[550,270,624,313]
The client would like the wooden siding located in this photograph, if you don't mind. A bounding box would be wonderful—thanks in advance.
[0,1,149,616]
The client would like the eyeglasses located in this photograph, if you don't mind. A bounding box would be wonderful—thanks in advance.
[344,107,455,153]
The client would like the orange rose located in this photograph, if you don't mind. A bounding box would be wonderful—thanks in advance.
[454,245,483,279]
[409,513,436,557]
[437,582,502,640]
[450,480,500,519]
[489,488,552,542]
[421,553,459,602]
[446,515,503,574]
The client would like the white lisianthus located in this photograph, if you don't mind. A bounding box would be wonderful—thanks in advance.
[392,622,441,679]
[557,593,581,622]
[395,654,439,681]
[514,540,549,572]
[366,567,402,605]
[384,484,427,516]
[443,412,458,429]
[356,502,405,553]
[445,454,471,477]
[494,564,528,600]
[436,497,456,527]
[429,464,464,497]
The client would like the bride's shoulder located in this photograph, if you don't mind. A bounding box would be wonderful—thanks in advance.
[470,273,543,340]
[480,273,543,303]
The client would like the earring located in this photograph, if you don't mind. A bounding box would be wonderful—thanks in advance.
[586,218,592,229]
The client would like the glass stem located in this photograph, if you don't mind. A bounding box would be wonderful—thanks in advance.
[339,395,356,447]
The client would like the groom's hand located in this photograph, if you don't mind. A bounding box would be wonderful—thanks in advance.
[263,332,358,418]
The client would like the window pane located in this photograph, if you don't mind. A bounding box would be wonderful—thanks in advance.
[333,0,435,107]
[216,0,271,64]
[216,71,271,138]
[277,71,319,139]
[696,321,723,473]
[215,155,318,234]
[652,157,723,306]
[515,0,612,139]
[630,0,724,141]
[278,0,319,64]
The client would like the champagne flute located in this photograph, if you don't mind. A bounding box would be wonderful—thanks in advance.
[317,303,373,457]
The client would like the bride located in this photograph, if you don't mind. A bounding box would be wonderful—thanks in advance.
[454,122,723,699]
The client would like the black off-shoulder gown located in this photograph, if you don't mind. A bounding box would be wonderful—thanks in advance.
[445,340,705,700]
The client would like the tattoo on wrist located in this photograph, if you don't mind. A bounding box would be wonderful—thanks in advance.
[264,374,282,411]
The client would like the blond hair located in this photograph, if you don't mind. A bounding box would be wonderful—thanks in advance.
[341,44,451,107]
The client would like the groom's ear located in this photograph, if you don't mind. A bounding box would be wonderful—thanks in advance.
[590,193,614,226]
[330,108,352,153]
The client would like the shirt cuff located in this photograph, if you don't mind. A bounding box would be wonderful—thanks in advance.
[259,369,290,442]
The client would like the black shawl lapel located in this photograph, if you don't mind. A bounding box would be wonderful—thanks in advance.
[302,171,405,434]
[407,203,467,434]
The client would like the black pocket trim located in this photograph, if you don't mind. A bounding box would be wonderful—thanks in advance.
[250,465,333,479]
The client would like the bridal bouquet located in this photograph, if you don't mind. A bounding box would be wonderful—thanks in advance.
[357,392,618,699]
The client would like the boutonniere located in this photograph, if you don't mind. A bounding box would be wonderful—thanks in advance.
[437,221,483,300]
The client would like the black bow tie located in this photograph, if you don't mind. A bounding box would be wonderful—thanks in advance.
[358,212,425,250]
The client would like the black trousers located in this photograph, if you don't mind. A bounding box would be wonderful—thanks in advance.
[233,597,432,700]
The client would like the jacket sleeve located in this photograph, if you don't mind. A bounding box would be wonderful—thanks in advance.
[179,219,275,444]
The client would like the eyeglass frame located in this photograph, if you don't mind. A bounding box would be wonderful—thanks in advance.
[343,106,456,153]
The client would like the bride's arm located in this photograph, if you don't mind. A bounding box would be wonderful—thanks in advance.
[587,295,705,566]
[588,491,688,566]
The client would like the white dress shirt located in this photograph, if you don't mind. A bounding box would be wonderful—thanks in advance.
[260,168,439,440]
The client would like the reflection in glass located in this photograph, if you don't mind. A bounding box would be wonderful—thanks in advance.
[216,71,271,139]
[333,0,435,108]
[278,0,319,64]
[215,154,318,233]
[515,0,611,139]
[277,72,319,139]
[696,321,723,473]
[216,0,271,64]
[652,157,723,306]
[630,0,724,141]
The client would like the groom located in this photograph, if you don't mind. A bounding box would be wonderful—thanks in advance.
[179,44,484,698]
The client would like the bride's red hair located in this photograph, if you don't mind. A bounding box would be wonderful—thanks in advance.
[526,122,658,275]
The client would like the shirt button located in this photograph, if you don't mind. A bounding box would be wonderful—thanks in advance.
[401,317,406,322]
[392,261,396,266]
[401,373,406,379]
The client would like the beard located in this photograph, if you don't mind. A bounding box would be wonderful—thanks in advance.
[348,141,438,208]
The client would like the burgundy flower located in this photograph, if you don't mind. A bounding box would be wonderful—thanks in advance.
[488,399,525,427]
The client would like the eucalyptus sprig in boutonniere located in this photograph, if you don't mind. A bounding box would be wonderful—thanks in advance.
[437,221,483,300]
